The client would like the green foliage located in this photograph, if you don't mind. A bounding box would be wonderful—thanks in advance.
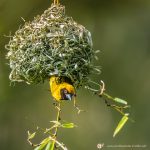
[85,80,132,137]
[45,142,54,150]
[113,114,129,137]
[61,122,76,128]
[114,97,128,105]
[34,138,50,150]
[28,114,76,150]
[28,131,36,140]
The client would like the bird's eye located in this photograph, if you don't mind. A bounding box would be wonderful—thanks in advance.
[63,89,68,94]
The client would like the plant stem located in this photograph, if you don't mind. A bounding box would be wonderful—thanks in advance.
[85,83,128,116]
[52,102,61,149]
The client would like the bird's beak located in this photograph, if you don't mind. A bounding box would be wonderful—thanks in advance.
[65,94,72,101]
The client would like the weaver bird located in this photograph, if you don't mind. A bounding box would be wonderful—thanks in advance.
[50,76,83,114]
[49,76,76,101]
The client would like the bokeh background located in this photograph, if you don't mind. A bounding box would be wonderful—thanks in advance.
[0,0,150,149]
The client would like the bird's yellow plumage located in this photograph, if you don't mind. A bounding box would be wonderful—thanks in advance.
[49,76,76,101]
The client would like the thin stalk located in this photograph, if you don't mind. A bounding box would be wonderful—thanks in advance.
[52,102,61,149]
[85,81,129,116]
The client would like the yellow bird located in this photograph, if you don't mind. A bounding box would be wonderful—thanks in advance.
[49,76,76,101]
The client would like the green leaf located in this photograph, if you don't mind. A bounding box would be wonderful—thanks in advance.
[61,123,76,128]
[45,142,51,150]
[40,138,50,145]
[34,147,40,150]
[49,141,55,150]
[34,138,50,150]
[27,131,36,139]
[113,114,129,137]
[45,141,55,150]
[114,97,128,105]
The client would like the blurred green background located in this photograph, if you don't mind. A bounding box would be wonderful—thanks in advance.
[0,0,150,149]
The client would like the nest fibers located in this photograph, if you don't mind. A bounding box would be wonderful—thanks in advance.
[6,4,100,87]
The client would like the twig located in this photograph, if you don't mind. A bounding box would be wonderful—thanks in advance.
[52,102,61,148]
[27,138,41,147]
[86,80,129,116]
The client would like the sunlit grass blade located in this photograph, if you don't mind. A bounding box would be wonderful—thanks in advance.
[113,114,129,137]
[34,138,50,150]
[61,123,76,128]
[49,141,55,150]
[27,131,36,140]
[114,97,128,105]
[34,147,39,150]
[45,141,54,150]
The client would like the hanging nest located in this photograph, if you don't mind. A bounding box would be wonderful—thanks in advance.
[6,3,100,87]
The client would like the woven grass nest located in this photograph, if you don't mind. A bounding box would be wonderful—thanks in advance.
[6,3,100,88]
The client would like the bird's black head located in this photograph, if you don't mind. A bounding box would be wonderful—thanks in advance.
[60,88,75,100]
